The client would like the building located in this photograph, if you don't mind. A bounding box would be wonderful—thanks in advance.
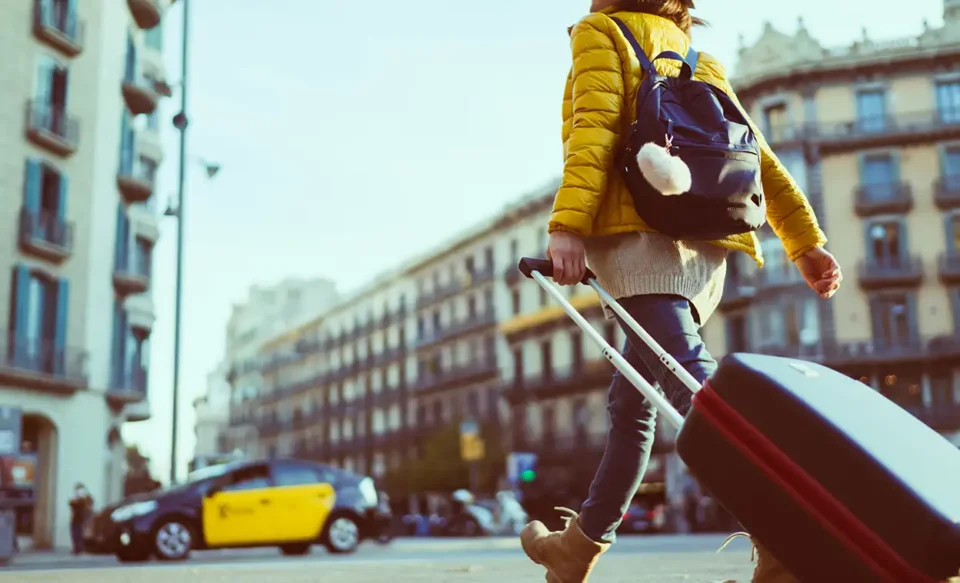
[204,277,340,463]
[0,0,174,548]
[704,5,960,445]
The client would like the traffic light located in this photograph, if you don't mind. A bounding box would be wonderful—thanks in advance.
[520,469,537,482]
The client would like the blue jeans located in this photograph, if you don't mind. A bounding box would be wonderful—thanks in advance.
[578,294,718,544]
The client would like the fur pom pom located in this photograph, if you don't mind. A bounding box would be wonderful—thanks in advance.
[636,142,692,196]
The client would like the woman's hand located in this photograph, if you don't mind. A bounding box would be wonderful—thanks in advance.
[794,247,842,299]
[547,231,587,286]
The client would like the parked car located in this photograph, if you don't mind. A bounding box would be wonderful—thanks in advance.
[88,458,389,562]
[617,502,666,534]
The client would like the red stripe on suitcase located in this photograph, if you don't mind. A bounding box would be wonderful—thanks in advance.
[694,382,936,583]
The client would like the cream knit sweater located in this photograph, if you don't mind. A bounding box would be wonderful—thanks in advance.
[585,231,728,326]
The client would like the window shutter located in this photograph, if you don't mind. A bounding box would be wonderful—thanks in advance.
[23,159,42,212]
[114,205,129,270]
[57,171,68,221]
[35,57,55,103]
[10,265,31,367]
[906,293,919,344]
[54,278,70,375]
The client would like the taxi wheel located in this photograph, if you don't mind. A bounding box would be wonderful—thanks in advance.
[280,543,311,556]
[323,515,360,554]
[152,518,194,561]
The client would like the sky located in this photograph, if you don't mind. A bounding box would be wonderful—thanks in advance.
[123,0,947,482]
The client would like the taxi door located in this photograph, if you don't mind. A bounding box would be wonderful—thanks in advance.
[268,461,337,542]
[201,464,276,547]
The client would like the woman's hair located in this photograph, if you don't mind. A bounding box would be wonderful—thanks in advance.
[615,0,706,35]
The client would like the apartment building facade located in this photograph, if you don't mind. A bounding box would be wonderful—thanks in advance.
[0,0,174,548]
[207,278,340,463]
[706,6,960,447]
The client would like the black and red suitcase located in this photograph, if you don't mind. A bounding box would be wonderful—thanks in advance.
[518,257,960,583]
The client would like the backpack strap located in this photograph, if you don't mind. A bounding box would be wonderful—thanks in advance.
[609,17,697,79]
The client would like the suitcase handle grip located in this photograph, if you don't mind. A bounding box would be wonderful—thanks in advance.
[518,257,597,285]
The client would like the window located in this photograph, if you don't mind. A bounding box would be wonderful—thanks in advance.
[726,315,749,352]
[937,80,960,124]
[870,294,915,346]
[114,205,131,271]
[571,330,583,371]
[119,111,135,176]
[540,339,553,378]
[951,288,960,333]
[509,239,518,262]
[512,348,523,383]
[466,391,479,417]
[34,55,69,136]
[856,89,886,133]
[484,246,494,268]
[866,221,906,265]
[416,316,424,339]
[539,285,547,307]
[860,154,898,201]
[138,156,158,184]
[603,322,617,348]
[221,465,271,492]
[272,463,320,487]
[947,214,960,254]
[572,399,589,437]
[467,295,477,319]
[8,266,67,374]
[761,102,787,141]
[144,24,163,51]
[22,159,68,247]
[511,289,521,315]
[123,33,137,84]
[134,236,152,279]
[541,404,556,441]
[112,300,147,391]
[465,256,475,276]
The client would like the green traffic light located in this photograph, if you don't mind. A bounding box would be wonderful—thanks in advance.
[520,469,536,482]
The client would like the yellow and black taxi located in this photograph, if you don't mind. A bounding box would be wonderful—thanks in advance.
[90,458,390,562]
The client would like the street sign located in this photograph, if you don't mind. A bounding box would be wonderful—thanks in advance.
[0,407,22,456]
[459,420,485,462]
[506,452,538,484]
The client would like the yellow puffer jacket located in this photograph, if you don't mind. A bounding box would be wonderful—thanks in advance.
[549,10,827,265]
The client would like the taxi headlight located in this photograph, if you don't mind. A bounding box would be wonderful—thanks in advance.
[110,500,158,522]
[358,477,378,506]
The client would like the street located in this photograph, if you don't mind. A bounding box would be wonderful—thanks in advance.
[1,534,757,582]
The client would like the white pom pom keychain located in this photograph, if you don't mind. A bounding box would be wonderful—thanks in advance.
[636,135,692,196]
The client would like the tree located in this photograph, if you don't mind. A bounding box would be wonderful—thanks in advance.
[123,444,161,497]
[382,421,507,498]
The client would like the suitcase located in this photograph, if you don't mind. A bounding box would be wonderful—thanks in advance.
[518,257,960,583]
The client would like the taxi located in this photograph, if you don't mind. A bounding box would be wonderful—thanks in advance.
[97,458,388,562]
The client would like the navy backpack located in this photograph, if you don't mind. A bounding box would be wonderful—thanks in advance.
[611,17,766,240]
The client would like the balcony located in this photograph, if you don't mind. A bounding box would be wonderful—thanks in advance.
[856,256,923,290]
[122,64,159,115]
[805,109,960,154]
[415,281,460,310]
[415,309,497,349]
[904,404,960,432]
[107,366,148,407]
[504,264,521,286]
[938,253,960,285]
[854,182,913,217]
[718,275,756,311]
[117,156,156,203]
[33,0,84,56]
[0,336,88,395]
[413,359,499,395]
[113,253,151,295]
[504,360,612,404]
[127,0,162,29]
[25,100,79,156]
[18,208,73,263]
[124,294,155,336]
[934,175,960,211]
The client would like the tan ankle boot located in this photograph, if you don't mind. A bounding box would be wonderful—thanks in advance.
[718,532,799,583]
[520,507,609,583]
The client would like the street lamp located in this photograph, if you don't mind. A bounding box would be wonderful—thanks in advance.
[167,0,222,484]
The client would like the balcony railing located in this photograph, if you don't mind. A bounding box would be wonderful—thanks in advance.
[413,359,499,394]
[854,182,913,217]
[25,100,79,156]
[127,0,162,30]
[934,175,960,211]
[504,361,613,404]
[415,309,497,348]
[18,208,74,262]
[904,404,960,432]
[117,155,157,203]
[33,0,84,55]
[0,335,88,393]
[764,109,960,153]
[856,255,923,290]
[718,275,756,311]
[113,251,151,295]
[938,252,960,284]
[108,365,148,404]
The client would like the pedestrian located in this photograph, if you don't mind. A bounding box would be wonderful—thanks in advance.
[518,1,843,583]
[69,482,93,555]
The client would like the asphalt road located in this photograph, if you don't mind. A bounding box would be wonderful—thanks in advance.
[1,534,758,582]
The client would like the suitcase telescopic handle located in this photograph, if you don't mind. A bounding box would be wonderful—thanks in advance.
[517,257,597,285]
[517,257,703,430]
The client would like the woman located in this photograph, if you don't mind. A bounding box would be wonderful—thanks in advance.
[519,1,843,582]
[69,482,93,555]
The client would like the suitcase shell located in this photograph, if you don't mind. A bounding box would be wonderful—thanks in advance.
[677,354,960,583]
[516,257,960,583]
